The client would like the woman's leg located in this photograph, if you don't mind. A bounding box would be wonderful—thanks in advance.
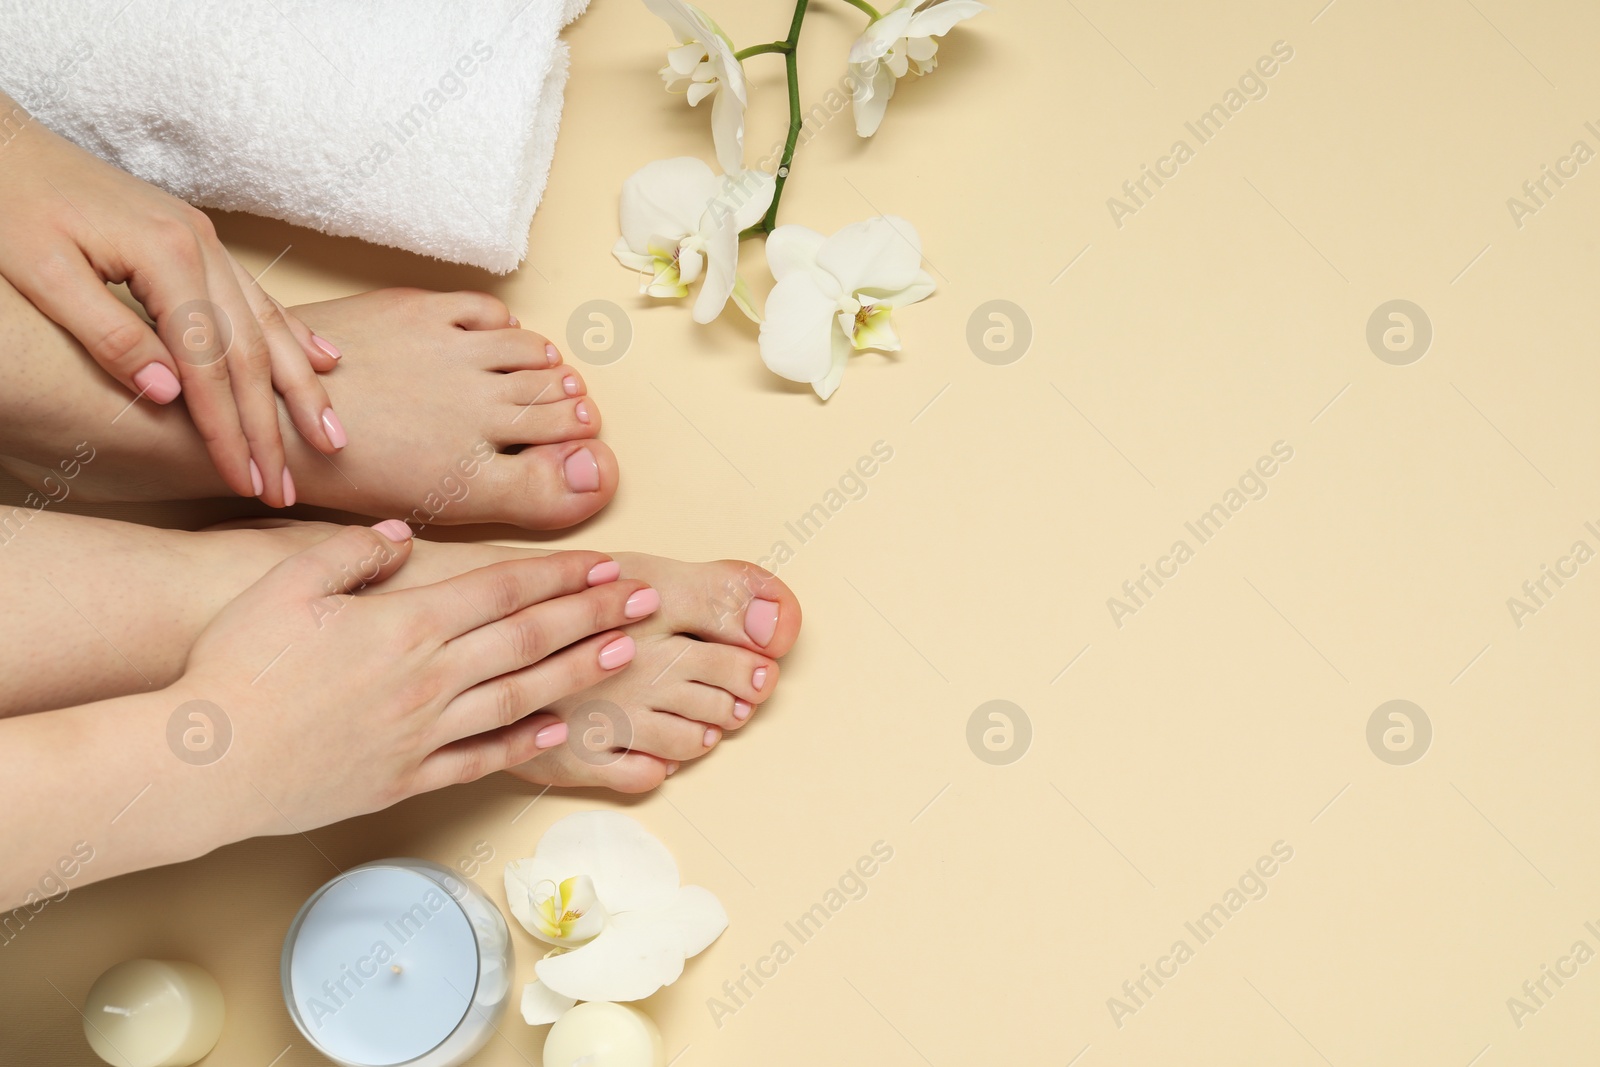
[0,273,619,529]
[0,511,801,792]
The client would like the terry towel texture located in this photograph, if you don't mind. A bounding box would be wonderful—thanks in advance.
[0,0,590,273]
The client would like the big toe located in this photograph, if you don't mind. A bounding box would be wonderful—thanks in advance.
[662,560,803,656]
[467,440,619,531]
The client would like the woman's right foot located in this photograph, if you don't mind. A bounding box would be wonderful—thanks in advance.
[0,281,619,529]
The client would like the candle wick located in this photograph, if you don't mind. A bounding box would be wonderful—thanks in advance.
[391,964,403,975]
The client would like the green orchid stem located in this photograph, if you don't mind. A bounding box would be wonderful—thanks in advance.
[735,0,810,238]
[840,0,882,18]
[734,41,791,60]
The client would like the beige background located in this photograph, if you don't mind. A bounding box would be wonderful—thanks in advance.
[5,0,1600,1063]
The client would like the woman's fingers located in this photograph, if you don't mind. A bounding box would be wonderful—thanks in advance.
[405,551,618,638]
[272,297,340,373]
[228,256,343,454]
[197,254,291,507]
[445,578,657,688]
[416,712,570,793]
[429,629,633,750]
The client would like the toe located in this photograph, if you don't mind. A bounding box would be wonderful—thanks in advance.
[654,560,804,656]
[504,746,669,794]
[498,395,600,445]
[679,641,776,705]
[479,440,618,530]
[478,329,559,371]
[656,681,751,730]
[631,708,722,761]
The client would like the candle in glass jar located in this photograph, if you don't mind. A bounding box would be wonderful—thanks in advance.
[281,859,512,1067]
[82,959,224,1067]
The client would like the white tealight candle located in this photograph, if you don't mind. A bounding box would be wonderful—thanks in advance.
[543,1003,665,1067]
[281,859,513,1067]
[82,959,225,1067]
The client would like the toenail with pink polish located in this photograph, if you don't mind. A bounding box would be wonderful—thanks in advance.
[575,401,591,425]
[665,761,679,776]
[733,699,752,721]
[545,342,560,366]
[624,588,660,618]
[534,721,567,748]
[704,727,721,748]
[563,375,579,396]
[587,560,620,586]
[564,448,601,492]
[598,635,635,670]
[132,362,182,403]
[752,666,768,691]
[744,598,779,646]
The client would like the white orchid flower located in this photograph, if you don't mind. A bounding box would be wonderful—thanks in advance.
[848,0,988,137]
[758,215,935,400]
[505,811,728,1025]
[643,0,749,172]
[613,157,774,324]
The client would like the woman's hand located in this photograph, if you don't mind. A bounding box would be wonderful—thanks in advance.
[179,521,657,834]
[0,92,344,507]
[0,522,658,909]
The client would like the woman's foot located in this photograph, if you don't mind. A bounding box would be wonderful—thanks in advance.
[0,281,618,529]
[506,552,802,792]
[201,524,803,793]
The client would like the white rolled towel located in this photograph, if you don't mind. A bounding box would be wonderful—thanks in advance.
[0,0,590,273]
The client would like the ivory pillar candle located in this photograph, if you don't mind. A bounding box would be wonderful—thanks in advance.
[543,1002,665,1067]
[82,959,225,1067]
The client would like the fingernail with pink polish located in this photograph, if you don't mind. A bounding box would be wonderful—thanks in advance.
[545,343,560,366]
[281,468,297,507]
[575,401,591,425]
[587,560,620,586]
[598,635,635,670]
[733,699,752,721]
[311,334,341,360]
[133,362,182,404]
[744,598,779,647]
[248,459,265,497]
[624,588,660,619]
[321,408,347,450]
[535,721,567,749]
[372,519,412,542]
[752,666,768,691]
[563,375,579,396]
[564,448,600,493]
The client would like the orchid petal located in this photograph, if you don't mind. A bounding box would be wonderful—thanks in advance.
[619,158,720,250]
[520,981,578,1026]
[667,884,730,958]
[692,210,738,323]
[505,812,680,927]
[906,0,988,37]
[765,225,827,281]
[759,270,839,385]
[813,327,852,400]
[612,237,655,273]
[730,275,762,323]
[862,268,936,309]
[852,65,898,137]
[665,41,705,75]
[710,78,746,173]
[536,909,688,1003]
[816,215,924,294]
[685,81,717,107]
